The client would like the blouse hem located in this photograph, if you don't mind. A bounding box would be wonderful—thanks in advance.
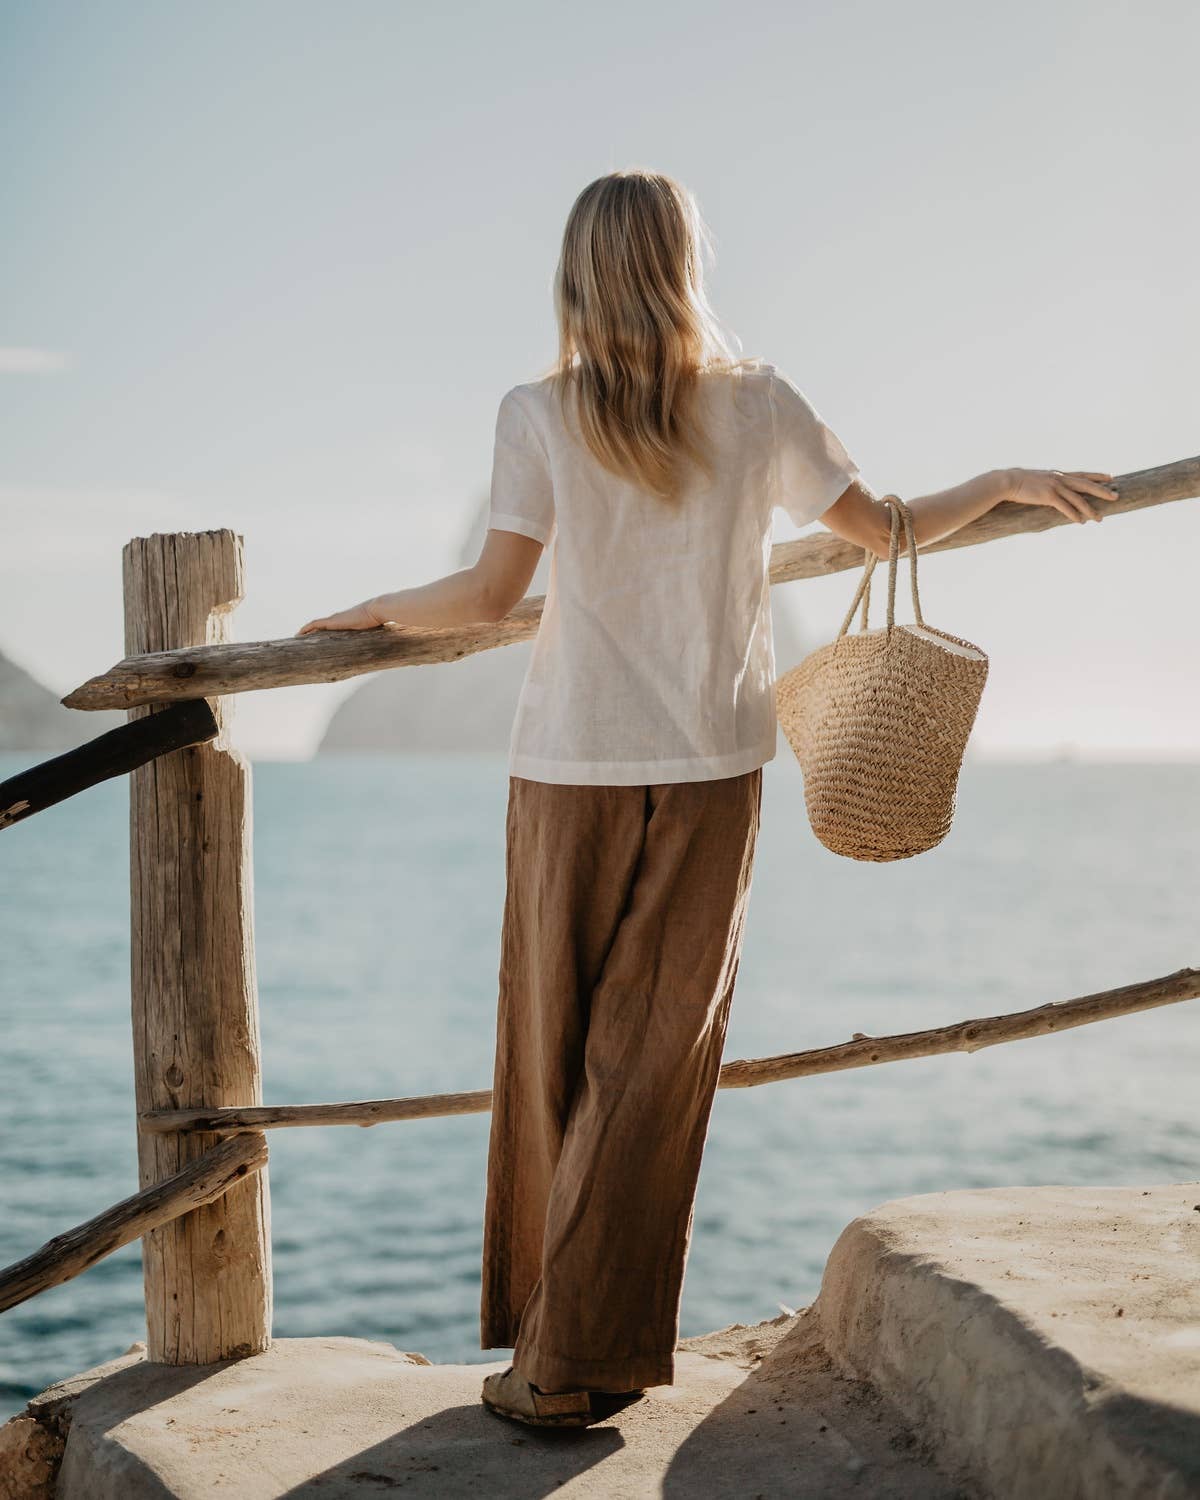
[508,738,777,787]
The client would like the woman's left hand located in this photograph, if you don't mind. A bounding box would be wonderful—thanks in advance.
[295,601,381,636]
[1008,468,1118,523]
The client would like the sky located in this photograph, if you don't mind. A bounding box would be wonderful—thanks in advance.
[3,0,1197,759]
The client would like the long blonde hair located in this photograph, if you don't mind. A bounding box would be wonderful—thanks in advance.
[552,169,741,501]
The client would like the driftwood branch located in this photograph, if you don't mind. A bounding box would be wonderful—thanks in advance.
[140,967,1200,1135]
[715,965,1200,1088]
[0,699,218,832]
[63,453,1199,710]
[0,1133,267,1314]
[143,1088,495,1133]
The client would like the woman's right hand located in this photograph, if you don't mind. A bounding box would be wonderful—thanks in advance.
[1007,468,1119,523]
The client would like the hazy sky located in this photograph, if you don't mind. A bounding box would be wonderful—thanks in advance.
[3,0,1197,758]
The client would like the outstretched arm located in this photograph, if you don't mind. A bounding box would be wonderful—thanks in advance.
[819,467,1119,559]
[295,527,544,635]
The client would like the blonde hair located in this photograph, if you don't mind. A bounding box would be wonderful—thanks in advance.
[552,169,742,501]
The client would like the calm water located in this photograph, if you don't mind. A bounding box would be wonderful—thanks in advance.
[1,751,1197,1418]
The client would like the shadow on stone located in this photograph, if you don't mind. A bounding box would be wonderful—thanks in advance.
[275,1401,624,1498]
[664,1311,973,1500]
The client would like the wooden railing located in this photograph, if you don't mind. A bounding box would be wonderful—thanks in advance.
[1,452,1197,1363]
[61,453,1200,710]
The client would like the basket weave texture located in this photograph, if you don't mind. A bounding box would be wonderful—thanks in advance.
[775,496,988,861]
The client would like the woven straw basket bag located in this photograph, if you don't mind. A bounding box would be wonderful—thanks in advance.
[775,495,988,862]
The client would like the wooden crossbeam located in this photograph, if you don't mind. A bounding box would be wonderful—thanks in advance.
[0,1133,267,1314]
[0,698,218,831]
[140,967,1200,1135]
[61,453,1199,710]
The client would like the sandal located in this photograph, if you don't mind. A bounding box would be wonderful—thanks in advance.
[481,1365,595,1428]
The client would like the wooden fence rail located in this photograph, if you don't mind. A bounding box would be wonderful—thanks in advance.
[0,1134,267,1315]
[0,699,217,832]
[61,452,1200,710]
[140,967,1200,1135]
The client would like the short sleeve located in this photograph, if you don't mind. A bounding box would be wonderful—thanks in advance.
[488,388,556,546]
[768,368,860,527]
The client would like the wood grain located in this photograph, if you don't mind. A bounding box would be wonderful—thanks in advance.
[125,530,272,1363]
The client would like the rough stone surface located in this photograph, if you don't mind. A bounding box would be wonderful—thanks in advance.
[0,1415,63,1500]
[817,1182,1200,1500]
[21,1326,966,1499]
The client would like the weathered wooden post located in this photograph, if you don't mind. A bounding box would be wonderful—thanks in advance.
[124,529,272,1362]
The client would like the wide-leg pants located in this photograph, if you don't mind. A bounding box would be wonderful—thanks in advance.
[479,766,763,1394]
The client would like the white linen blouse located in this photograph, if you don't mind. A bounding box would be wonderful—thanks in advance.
[487,360,861,786]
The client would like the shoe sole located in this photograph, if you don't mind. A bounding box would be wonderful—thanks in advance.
[481,1394,596,1428]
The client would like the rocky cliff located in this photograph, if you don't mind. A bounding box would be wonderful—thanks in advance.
[0,648,124,751]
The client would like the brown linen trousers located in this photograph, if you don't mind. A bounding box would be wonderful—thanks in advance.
[480,766,763,1394]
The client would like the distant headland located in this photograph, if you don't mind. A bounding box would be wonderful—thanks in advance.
[0,647,123,751]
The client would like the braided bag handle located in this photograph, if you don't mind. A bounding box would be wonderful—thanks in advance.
[836,495,924,638]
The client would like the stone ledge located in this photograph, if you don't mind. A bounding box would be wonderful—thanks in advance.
[816,1182,1200,1500]
[3,1324,961,1498]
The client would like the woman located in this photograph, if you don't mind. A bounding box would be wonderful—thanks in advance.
[297,169,1115,1429]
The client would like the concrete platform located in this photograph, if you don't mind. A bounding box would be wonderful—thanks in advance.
[816,1182,1200,1500]
[7,1326,964,1498]
[4,1183,1198,1498]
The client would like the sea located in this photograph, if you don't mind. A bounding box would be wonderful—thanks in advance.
[1,751,1196,1419]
